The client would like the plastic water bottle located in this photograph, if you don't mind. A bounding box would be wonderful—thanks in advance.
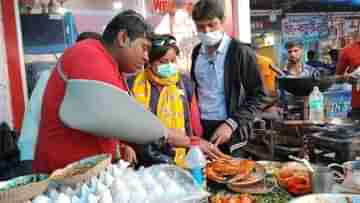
[185,136,207,188]
[309,86,324,123]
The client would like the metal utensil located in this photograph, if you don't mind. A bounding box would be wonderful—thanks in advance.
[312,166,335,193]
[288,155,315,173]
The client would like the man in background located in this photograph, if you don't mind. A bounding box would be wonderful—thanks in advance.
[256,54,277,95]
[326,49,338,75]
[284,42,317,77]
[76,32,102,42]
[336,37,360,119]
[306,50,331,76]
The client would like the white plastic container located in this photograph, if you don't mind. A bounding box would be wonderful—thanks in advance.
[309,86,325,123]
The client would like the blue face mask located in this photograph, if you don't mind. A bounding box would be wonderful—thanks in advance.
[157,63,177,78]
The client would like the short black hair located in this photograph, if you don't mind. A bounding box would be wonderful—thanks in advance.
[328,49,338,56]
[192,0,225,22]
[329,49,339,61]
[149,34,179,64]
[102,10,153,45]
[76,32,102,42]
[307,50,316,60]
[285,41,303,50]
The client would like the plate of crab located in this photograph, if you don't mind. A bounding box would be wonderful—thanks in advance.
[205,159,270,193]
[210,193,255,203]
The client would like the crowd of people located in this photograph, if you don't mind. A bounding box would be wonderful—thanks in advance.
[15,0,360,176]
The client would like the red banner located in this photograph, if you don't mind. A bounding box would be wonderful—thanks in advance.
[152,0,174,13]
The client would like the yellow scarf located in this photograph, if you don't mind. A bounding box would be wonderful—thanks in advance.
[132,69,185,130]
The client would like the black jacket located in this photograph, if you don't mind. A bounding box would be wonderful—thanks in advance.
[191,38,266,155]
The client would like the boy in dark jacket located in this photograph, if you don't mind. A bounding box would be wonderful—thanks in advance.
[190,0,266,157]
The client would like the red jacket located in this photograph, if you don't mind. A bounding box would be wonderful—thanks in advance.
[336,41,360,109]
[33,40,127,173]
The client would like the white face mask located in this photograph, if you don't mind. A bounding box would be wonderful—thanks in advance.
[198,30,224,46]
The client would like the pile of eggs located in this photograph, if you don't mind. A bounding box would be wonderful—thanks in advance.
[28,161,206,203]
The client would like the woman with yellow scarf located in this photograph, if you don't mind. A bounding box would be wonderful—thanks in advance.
[129,34,225,166]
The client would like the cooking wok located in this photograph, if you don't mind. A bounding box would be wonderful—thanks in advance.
[277,76,333,96]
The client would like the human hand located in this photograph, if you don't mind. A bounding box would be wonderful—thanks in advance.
[199,139,232,160]
[123,145,138,165]
[210,123,233,146]
[166,129,189,147]
[263,106,284,120]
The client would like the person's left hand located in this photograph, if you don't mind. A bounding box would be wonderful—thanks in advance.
[210,123,233,146]
[124,145,138,164]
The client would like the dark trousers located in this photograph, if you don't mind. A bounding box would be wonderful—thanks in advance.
[351,108,360,120]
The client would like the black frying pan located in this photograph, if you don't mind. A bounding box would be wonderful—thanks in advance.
[277,76,334,96]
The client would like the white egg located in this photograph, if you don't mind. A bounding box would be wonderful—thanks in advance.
[130,187,148,203]
[148,182,165,202]
[60,186,75,197]
[78,194,87,203]
[80,184,91,199]
[71,195,82,203]
[104,172,114,187]
[47,188,59,200]
[32,195,51,203]
[110,180,130,203]
[136,166,146,176]
[106,164,114,172]
[53,193,71,203]
[112,166,123,178]
[73,182,82,195]
[98,189,112,203]
[89,176,98,193]
[96,181,107,196]
[167,181,186,200]
[107,164,117,175]
[142,173,156,186]
[110,179,125,194]
[155,171,172,188]
[155,170,167,179]
[87,193,100,203]
[128,181,147,203]
[99,171,106,184]
[117,160,130,169]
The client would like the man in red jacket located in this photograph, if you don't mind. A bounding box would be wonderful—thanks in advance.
[33,10,224,173]
[336,38,360,120]
[33,10,154,173]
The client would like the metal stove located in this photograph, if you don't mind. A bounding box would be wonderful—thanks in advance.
[245,118,312,161]
[308,123,360,164]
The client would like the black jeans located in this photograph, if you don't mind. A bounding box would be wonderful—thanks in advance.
[351,108,360,120]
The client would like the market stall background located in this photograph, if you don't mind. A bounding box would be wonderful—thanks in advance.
[2,0,360,133]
